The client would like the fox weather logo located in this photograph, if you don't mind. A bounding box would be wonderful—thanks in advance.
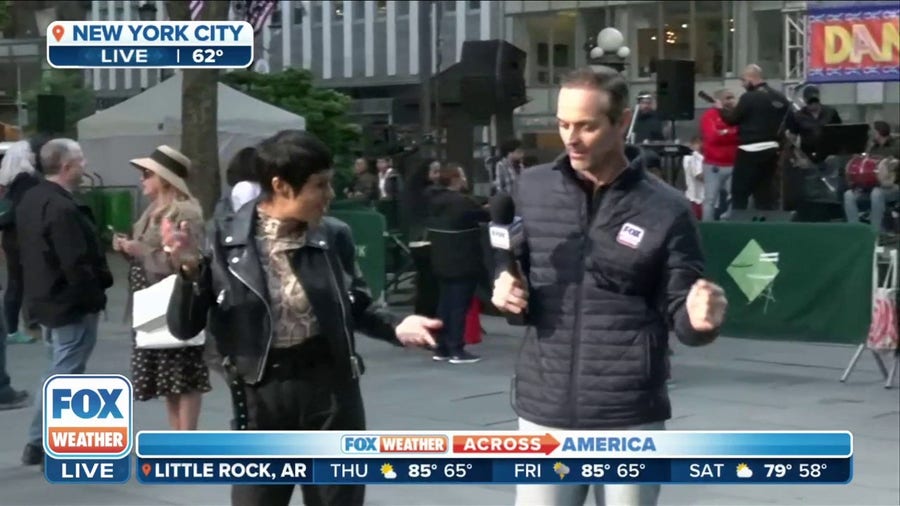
[43,374,133,459]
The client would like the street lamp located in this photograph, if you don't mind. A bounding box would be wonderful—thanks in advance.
[136,2,158,21]
[584,27,631,73]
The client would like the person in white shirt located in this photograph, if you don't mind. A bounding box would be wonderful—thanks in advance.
[218,147,261,215]
[376,156,400,199]
[682,136,705,220]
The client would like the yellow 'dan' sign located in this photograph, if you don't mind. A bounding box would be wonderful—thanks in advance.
[808,6,899,83]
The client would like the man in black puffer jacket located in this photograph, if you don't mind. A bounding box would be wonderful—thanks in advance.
[491,67,728,506]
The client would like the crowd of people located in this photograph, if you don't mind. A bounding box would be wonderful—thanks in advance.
[630,64,900,241]
[0,59,893,506]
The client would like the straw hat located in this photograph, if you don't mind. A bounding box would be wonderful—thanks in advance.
[130,145,193,198]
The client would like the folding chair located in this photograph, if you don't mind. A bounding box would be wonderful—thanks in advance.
[841,245,899,388]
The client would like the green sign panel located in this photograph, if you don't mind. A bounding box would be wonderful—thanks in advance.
[328,209,386,300]
[699,222,875,344]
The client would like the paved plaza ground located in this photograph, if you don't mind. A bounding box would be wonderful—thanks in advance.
[0,255,897,505]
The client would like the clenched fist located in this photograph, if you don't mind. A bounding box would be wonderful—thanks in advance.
[491,271,529,315]
[686,279,727,332]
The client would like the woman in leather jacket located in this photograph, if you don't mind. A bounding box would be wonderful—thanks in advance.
[164,130,440,506]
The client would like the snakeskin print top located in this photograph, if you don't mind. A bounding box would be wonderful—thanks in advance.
[255,210,321,348]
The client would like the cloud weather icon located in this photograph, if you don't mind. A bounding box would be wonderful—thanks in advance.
[380,463,397,479]
[736,463,753,478]
[553,462,570,479]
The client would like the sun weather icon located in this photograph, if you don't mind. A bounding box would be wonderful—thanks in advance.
[736,463,753,479]
[380,463,397,479]
[553,462,570,479]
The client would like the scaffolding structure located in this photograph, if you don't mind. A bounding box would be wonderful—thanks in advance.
[783,5,808,95]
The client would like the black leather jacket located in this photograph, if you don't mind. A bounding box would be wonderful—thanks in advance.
[167,200,401,385]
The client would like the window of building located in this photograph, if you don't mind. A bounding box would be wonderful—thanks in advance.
[311,2,322,25]
[581,7,608,46]
[753,9,784,79]
[630,1,734,79]
[694,1,727,78]
[662,1,690,61]
[293,6,306,25]
[269,4,282,28]
[632,2,660,78]
[442,1,456,13]
[468,1,482,10]
[525,12,575,86]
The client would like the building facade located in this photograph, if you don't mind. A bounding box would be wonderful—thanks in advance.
[2,1,897,149]
[75,1,504,141]
[504,0,900,154]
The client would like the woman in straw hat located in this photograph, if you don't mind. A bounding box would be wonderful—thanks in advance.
[114,145,210,430]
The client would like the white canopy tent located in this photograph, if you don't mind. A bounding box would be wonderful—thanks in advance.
[76,73,306,189]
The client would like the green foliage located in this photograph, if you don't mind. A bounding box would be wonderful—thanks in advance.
[220,68,361,196]
[24,70,96,138]
[0,0,8,31]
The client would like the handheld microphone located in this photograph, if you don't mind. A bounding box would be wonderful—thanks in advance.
[488,193,527,325]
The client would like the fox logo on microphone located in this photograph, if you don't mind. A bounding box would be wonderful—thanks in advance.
[489,218,525,252]
[43,374,133,459]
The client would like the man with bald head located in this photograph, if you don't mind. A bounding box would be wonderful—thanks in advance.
[719,64,790,210]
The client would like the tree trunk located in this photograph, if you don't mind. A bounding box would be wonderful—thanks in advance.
[166,0,230,217]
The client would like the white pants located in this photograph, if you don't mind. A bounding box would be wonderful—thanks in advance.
[515,417,665,506]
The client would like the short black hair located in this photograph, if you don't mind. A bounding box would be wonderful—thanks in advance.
[560,66,630,124]
[500,139,522,157]
[226,147,258,187]
[873,121,891,138]
[255,130,332,195]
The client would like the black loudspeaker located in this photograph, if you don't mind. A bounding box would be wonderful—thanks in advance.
[655,60,695,121]
[459,40,527,121]
[37,94,66,134]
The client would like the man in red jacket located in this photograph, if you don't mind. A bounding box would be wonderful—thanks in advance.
[700,89,739,221]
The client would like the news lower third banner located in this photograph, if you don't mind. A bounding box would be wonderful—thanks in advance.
[806,4,900,83]
[42,375,854,486]
[47,429,853,485]
[45,21,255,69]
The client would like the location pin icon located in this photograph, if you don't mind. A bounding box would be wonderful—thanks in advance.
[51,24,65,42]
[141,463,151,476]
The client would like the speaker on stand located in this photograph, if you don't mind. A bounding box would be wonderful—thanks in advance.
[450,40,527,182]
[36,94,66,135]
[655,59,695,140]
[459,40,527,123]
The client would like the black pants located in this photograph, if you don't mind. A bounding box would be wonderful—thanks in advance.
[732,148,779,211]
[436,278,477,356]
[411,244,439,317]
[0,232,32,334]
[230,343,366,506]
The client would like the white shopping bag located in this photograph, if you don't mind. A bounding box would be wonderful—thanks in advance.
[133,275,205,349]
